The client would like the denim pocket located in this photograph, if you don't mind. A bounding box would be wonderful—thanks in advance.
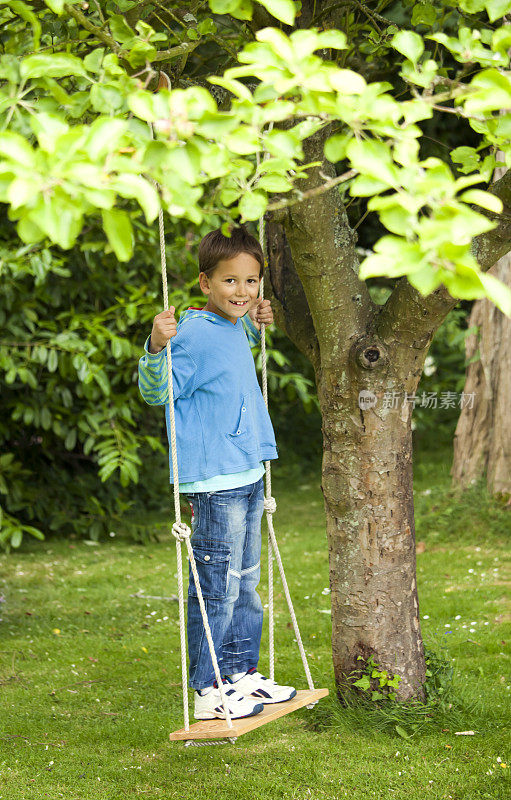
[188,545,230,600]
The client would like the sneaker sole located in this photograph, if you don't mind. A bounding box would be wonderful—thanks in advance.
[194,702,264,721]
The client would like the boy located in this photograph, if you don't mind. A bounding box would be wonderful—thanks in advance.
[138,225,296,721]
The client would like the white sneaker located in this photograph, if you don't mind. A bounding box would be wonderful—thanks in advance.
[194,683,264,720]
[226,668,297,704]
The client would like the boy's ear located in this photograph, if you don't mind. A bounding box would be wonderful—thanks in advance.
[198,271,210,293]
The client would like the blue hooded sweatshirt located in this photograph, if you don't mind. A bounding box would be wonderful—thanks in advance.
[138,308,278,485]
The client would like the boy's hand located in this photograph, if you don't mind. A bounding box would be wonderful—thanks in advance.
[248,299,273,330]
[149,307,177,353]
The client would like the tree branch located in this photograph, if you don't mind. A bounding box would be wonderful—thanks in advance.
[278,124,375,368]
[64,3,121,53]
[64,4,201,65]
[266,168,357,213]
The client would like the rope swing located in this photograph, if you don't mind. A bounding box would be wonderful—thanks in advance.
[157,126,328,745]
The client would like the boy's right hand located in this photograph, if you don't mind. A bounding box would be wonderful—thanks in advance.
[149,307,177,353]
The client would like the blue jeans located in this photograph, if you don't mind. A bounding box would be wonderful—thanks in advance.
[184,478,264,691]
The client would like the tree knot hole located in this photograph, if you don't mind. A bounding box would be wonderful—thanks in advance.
[364,348,380,363]
[351,337,388,371]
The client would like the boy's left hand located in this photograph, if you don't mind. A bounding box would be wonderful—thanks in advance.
[249,299,273,329]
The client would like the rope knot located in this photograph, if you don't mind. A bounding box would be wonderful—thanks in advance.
[171,521,191,542]
[263,496,277,514]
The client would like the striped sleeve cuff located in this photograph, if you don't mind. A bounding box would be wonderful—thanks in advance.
[138,335,169,406]
[242,313,261,347]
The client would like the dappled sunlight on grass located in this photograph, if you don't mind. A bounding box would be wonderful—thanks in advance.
[0,445,509,799]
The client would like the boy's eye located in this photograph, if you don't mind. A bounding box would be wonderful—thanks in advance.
[225,278,257,283]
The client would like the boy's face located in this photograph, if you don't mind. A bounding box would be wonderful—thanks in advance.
[199,252,261,325]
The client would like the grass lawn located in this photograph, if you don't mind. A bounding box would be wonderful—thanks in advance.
[0,443,509,800]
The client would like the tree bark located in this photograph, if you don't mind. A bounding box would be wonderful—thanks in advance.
[451,156,511,499]
[451,252,511,497]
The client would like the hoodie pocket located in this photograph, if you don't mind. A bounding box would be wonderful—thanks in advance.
[225,391,259,454]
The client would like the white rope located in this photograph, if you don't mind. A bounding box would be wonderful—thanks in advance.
[158,206,233,732]
[256,130,315,691]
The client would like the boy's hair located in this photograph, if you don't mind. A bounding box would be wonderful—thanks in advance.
[198,224,264,279]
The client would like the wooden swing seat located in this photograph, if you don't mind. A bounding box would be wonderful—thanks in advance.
[169,687,329,741]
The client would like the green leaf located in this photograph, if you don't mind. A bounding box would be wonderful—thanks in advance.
[43,0,64,12]
[109,15,136,45]
[329,69,367,94]
[0,54,19,83]
[10,530,22,548]
[359,237,426,279]
[324,133,350,162]
[83,48,105,73]
[17,216,44,245]
[460,189,503,214]
[407,265,443,295]
[395,725,411,739]
[207,76,253,102]
[257,0,296,25]
[317,30,347,50]
[7,1,41,49]
[85,118,128,161]
[224,126,260,155]
[392,30,425,63]
[479,271,511,317]
[65,429,77,450]
[21,53,88,80]
[30,113,69,153]
[352,675,371,691]
[94,370,110,396]
[349,175,390,196]
[90,83,125,113]
[346,139,400,186]
[197,18,217,35]
[256,174,293,192]
[0,132,36,167]
[47,349,58,372]
[127,41,157,68]
[23,525,45,540]
[451,146,480,174]
[127,90,158,121]
[264,129,302,159]
[209,0,252,19]
[485,0,511,22]
[411,2,437,26]
[8,177,38,209]
[30,191,83,249]
[238,189,267,221]
[109,175,160,223]
[465,69,511,114]
[102,208,134,261]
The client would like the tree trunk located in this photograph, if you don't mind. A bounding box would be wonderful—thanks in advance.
[264,121,511,699]
[317,357,427,698]
[264,128,436,700]
[451,252,511,498]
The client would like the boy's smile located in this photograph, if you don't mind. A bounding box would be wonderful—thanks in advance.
[199,253,261,325]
